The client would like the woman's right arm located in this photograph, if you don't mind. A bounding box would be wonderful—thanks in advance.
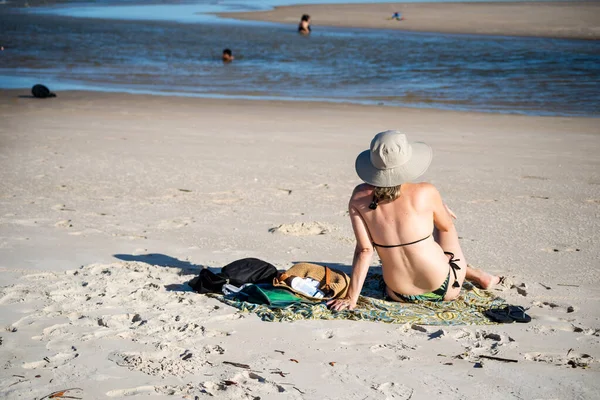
[327,201,373,311]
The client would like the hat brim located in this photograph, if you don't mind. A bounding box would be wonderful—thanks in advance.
[355,142,432,187]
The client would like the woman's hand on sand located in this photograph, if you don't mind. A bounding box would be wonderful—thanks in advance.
[326,296,357,311]
[444,203,457,219]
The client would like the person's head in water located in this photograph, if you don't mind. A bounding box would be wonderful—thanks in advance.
[298,14,311,35]
[222,48,234,63]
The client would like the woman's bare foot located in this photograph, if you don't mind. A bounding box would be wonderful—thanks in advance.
[465,266,501,290]
[477,273,502,290]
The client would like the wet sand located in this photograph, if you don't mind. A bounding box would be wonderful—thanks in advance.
[220,2,600,40]
[0,90,599,398]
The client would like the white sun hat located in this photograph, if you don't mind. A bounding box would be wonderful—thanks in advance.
[355,130,432,187]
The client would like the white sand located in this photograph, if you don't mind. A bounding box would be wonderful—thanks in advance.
[0,90,599,399]
[219,1,600,40]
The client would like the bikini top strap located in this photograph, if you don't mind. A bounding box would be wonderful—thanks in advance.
[372,234,432,248]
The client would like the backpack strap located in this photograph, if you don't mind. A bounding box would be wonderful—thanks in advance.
[277,272,291,283]
[322,266,331,292]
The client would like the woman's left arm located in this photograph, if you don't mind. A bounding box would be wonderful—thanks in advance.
[327,204,374,311]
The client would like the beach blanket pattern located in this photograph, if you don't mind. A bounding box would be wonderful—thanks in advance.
[212,273,505,325]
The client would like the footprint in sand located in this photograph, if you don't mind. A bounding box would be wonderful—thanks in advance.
[372,382,414,399]
[453,329,515,359]
[532,301,576,313]
[201,345,225,355]
[336,236,355,245]
[31,322,75,341]
[202,372,286,397]
[269,221,330,236]
[286,246,307,255]
[510,282,528,296]
[515,195,550,200]
[206,191,243,205]
[51,204,75,212]
[7,218,40,227]
[106,384,199,397]
[370,343,416,361]
[206,313,244,323]
[157,218,194,230]
[106,386,161,397]
[541,246,581,253]
[22,352,79,369]
[274,187,293,196]
[570,325,600,336]
[467,199,498,204]
[212,198,243,205]
[320,329,335,339]
[524,351,594,369]
[108,350,208,377]
[55,219,73,228]
[111,233,148,240]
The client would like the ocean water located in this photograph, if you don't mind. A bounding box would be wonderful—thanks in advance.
[0,0,599,116]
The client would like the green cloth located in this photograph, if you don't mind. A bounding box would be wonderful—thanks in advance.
[236,284,314,308]
[212,273,505,326]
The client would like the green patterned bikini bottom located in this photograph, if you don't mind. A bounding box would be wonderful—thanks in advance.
[212,272,505,326]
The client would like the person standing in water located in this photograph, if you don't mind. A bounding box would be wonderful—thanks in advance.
[298,14,311,35]
[222,48,234,63]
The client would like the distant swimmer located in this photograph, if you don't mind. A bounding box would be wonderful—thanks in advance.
[222,48,234,63]
[298,14,311,35]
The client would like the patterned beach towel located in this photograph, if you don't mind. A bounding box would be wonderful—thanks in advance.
[212,273,506,325]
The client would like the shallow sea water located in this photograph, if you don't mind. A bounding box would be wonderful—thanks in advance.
[0,0,599,116]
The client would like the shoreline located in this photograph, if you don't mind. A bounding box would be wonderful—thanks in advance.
[4,85,599,118]
[218,1,600,40]
[4,88,600,119]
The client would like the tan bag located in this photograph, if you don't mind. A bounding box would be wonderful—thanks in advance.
[273,263,350,301]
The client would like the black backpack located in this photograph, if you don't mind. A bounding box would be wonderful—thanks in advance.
[32,84,56,99]
[188,258,278,294]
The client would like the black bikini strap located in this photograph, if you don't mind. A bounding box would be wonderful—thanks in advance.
[369,196,378,210]
[444,252,461,288]
[372,234,431,248]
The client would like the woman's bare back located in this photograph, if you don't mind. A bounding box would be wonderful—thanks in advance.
[350,182,454,296]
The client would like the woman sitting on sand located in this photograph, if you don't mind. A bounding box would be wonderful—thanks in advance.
[328,130,500,311]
